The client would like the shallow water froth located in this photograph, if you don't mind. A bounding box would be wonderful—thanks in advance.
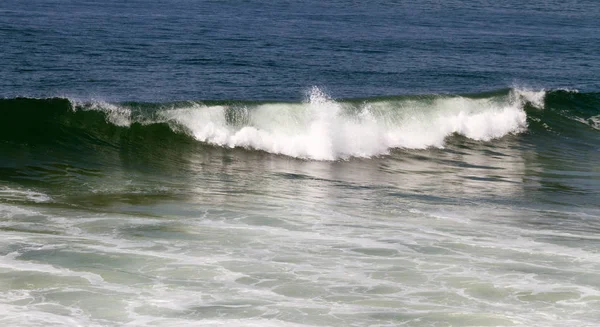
[0,142,599,327]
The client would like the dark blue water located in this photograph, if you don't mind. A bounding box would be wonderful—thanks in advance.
[2,0,599,101]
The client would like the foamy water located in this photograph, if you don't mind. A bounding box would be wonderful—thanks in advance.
[71,87,541,160]
[1,126,600,326]
[1,159,599,327]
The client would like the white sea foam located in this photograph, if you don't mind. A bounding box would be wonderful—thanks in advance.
[159,87,531,160]
[67,88,539,160]
[574,114,600,130]
[73,99,132,127]
[0,187,53,203]
[589,115,600,130]
[0,204,40,218]
[1,192,598,326]
[512,87,546,109]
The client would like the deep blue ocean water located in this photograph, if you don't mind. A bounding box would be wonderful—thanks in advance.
[2,0,600,101]
[1,1,600,326]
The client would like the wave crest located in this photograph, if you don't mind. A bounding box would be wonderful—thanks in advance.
[6,87,592,161]
[158,87,529,160]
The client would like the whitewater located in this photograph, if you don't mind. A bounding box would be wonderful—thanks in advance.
[63,87,545,161]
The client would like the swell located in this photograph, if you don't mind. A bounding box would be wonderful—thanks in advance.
[0,98,185,147]
[0,88,598,165]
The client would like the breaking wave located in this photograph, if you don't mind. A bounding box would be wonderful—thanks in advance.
[0,87,597,161]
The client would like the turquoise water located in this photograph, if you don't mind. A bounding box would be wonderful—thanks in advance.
[1,1,600,326]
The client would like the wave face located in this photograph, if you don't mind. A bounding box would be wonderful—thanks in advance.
[0,88,598,161]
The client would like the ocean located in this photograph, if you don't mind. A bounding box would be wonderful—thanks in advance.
[1,1,599,326]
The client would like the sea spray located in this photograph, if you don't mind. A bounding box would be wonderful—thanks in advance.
[159,87,531,159]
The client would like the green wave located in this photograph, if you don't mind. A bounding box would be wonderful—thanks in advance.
[0,88,598,183]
